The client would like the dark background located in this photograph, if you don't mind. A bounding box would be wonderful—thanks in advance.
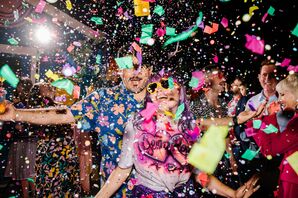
[0,0,297,93]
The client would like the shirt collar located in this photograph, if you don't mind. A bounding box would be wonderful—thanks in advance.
[258,90,277,102]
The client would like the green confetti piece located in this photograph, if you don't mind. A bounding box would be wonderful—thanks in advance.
[166,27,176,36]
[0,64,19,88]
[241,148,260,161]
[174,103,185,121]
[8,38,18,45]
[140,24,153,44]
[51,79,74,95]
[291,23,298,37]
[224,152,231,159]
[168,77,174,89]
[0,144,3,150]
[189,77,199,88]
[262,124,278,134]
[115,56,133,69]
[267,6,275,16]
[253,119,262,129]
[27,178,34,183]
[91,17,103,25]
[96,54,101,64]
[153,5,165,16]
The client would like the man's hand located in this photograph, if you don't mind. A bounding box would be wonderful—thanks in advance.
[237,111,257,124]
[0,102,16,121]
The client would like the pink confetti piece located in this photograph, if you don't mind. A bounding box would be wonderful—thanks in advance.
[132,42,142,52]
[245,127,257,137]
[73,85,80,99]
[287,65,298,73]
[213,55,219,63]
[67,44,75,53]
[140,102,158,121]
[262,12,268,23]
[221,17,228,28]
[73,41,81,47]
[245,34,265,55]
[35,0,46,13]
[191,70,205,91]
[280,58,291,67]
[156,28,166,37]
[187,126,201,141]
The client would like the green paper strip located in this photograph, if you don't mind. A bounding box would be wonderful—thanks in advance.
[174,103,185,121]
[262,124,278,134]
[0,64,19,88]
[153,5,165,16]
[163,11,202,47]
[267,6,275,16]
[253,119,262,129]
[140,24,153,44]
[168,77,174,89]
[91,17,103,25]
[8,38,19,45]
[189,77,199,88]
[166,27,176,36]
[115,56,133,69]
[27,178,34,183]
[0,144,3,150]
[96,54,101,64]
[51,79,74,95]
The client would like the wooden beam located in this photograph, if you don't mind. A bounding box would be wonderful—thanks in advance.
[24,0,103,40]
[0,44,40,56]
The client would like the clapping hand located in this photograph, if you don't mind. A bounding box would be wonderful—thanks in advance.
[0,102,16,121]
[235,175,260,198]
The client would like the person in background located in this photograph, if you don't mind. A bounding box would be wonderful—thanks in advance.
[95,73,260,198]
[28,83,81,197]
[191,65,239,189]
[235,61,286,197]
[248,73,298,198]
[4,78,34,198]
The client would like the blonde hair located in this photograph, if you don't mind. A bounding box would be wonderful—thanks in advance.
[276,73,298,98]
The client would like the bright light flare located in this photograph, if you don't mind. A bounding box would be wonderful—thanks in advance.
[35,27,52,44]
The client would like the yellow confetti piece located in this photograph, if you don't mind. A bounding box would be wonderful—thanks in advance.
[249,6,259,16]
[66,0,73,11]
[164,110,175,118]
[286,151,298,175]
[188,126,229,174]
[24,17,33,23]
[34,74,40,80]
[45,69,61,81]
[0,77,5,82]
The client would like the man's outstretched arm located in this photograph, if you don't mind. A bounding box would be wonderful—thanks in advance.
[0,103,75,125]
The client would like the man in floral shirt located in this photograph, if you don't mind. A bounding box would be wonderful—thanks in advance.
[0,56,152,198]
[71,62,151,197]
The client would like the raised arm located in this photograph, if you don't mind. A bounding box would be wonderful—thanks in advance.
[95,166,132,198]
[0,103,75,125]
[201,174,260,198]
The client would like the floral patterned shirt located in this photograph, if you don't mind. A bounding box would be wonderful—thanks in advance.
[71,83,144,198]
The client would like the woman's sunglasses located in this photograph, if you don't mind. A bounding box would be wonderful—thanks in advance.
[147,78,177,94]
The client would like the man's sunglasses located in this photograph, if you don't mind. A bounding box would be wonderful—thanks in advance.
[147,78,177,94]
